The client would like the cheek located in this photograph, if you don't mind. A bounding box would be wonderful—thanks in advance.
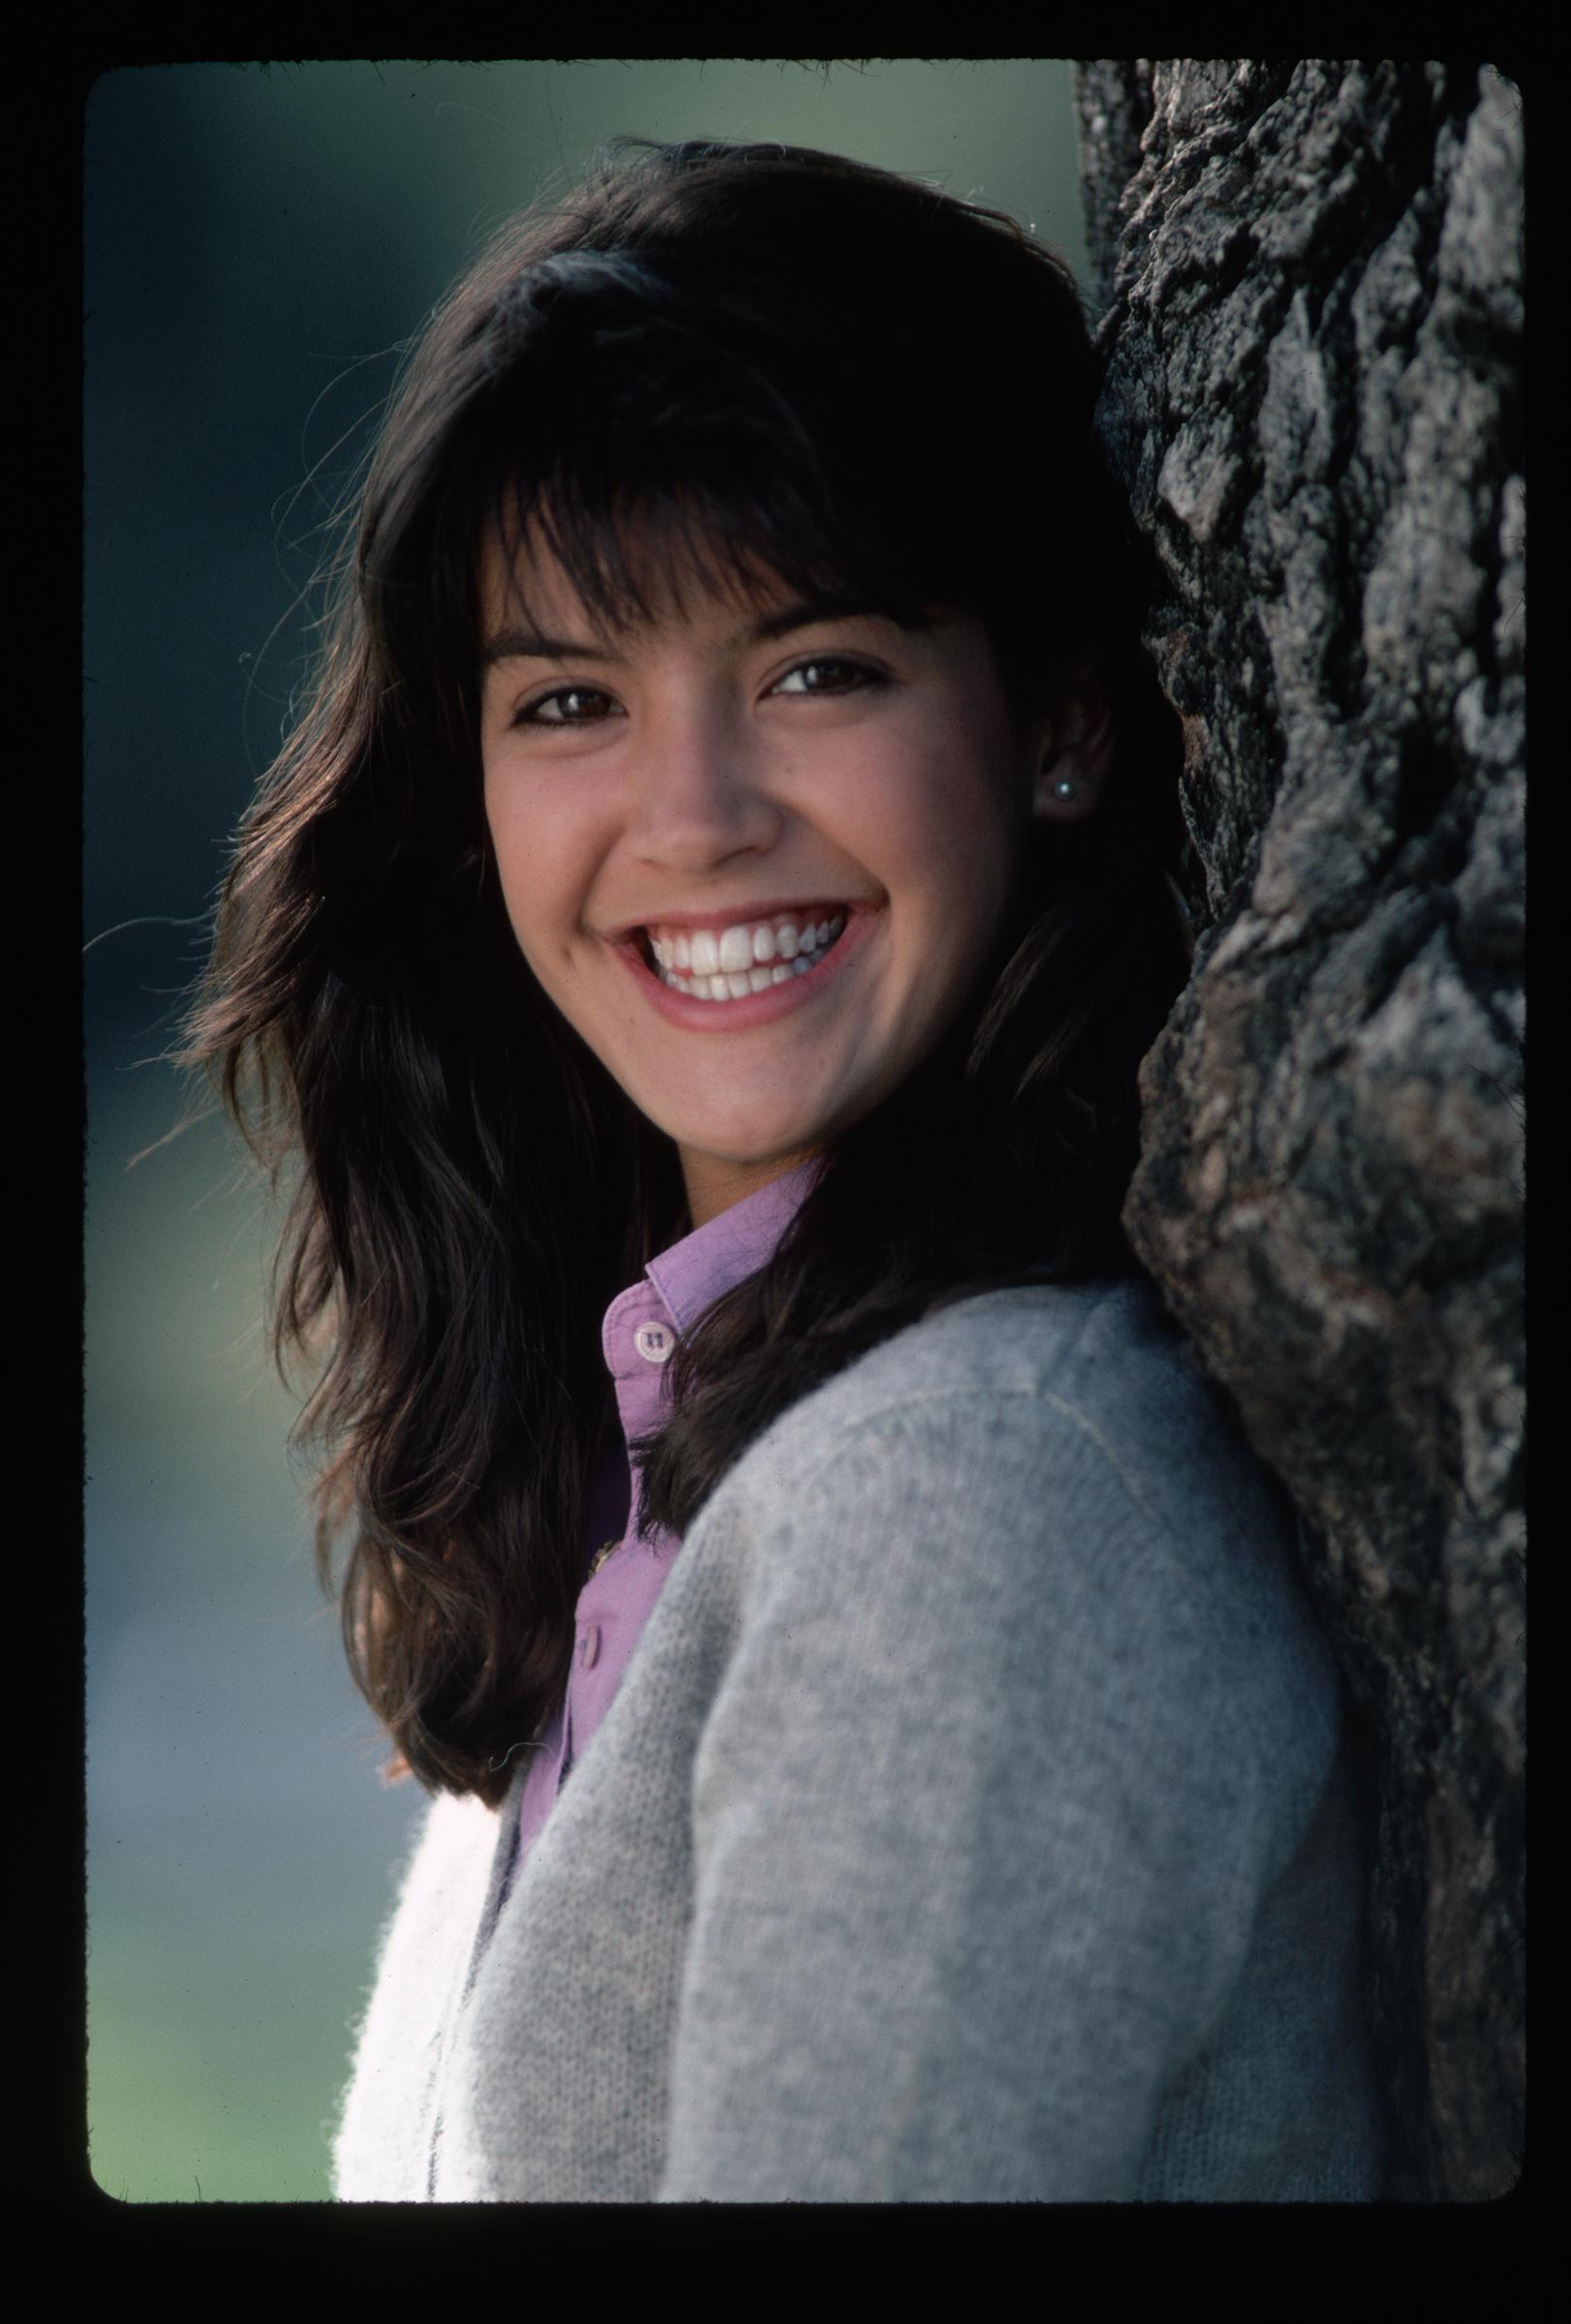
[481,770,516,878]
[484,779,571,939]
[483,812,533,939]
[887,732,1022,914]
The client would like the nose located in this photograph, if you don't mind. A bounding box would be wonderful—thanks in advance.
[623,696,781,874]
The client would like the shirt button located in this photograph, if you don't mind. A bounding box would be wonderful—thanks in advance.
[633,1323,673,1364]
[578,1625,601,1670]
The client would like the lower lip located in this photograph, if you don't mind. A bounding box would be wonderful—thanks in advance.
[612,907,881,1031]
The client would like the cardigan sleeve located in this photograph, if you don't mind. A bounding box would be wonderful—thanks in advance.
[656,1379,1341,2202]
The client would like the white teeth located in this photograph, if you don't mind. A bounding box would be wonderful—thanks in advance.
[649,910,847,1003]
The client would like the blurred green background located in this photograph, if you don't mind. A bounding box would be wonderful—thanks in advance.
[84,57,1089,2202]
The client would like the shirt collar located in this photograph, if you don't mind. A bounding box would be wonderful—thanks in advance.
[644,1154,822,1330]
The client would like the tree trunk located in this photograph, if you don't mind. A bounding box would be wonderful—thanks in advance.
[1074,60,1524,2203]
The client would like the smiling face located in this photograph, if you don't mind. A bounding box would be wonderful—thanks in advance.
[478,530,1094,1227]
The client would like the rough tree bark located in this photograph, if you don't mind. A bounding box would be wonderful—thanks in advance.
[1074,60,1524,2203]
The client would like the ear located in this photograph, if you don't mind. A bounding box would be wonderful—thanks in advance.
[1029,668,1115,824]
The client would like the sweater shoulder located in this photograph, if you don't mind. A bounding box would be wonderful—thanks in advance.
[679,1272,1346,1860]
[734,1273,1284,1544]
[767,1272,1203,1423]
[700,1275,1337,1738]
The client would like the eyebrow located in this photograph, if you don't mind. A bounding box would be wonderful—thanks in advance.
[480,595,903,668]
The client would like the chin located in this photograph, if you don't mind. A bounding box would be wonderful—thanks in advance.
[685,1128,821,1169]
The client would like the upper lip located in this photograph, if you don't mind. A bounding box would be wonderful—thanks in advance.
[610,897,874,940]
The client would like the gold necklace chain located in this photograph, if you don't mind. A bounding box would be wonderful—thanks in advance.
[587,1536,622,1582]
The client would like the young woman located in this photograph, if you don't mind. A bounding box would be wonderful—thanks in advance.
[186,138,1390,2200]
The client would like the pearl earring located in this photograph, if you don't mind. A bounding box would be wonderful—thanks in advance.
[1051,776,1077,802]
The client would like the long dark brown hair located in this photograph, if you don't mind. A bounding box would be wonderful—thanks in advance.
[181,138,1189,1807]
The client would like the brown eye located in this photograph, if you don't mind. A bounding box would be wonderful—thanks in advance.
[517,687,620,726]
[772,657,881,697]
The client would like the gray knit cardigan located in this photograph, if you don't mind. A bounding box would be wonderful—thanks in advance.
[331,1278,1390,2200]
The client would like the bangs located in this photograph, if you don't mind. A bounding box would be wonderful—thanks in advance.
[477,463,939,654]
[454,232,990,662]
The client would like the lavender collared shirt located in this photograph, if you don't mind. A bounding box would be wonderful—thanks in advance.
[508,1158,819,1883]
